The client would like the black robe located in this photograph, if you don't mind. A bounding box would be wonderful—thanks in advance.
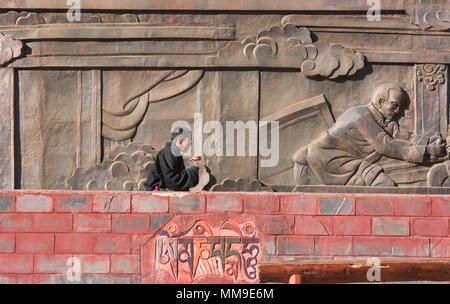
[144,142,199,191]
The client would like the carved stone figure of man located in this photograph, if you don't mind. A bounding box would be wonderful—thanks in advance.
[293,83,447,186]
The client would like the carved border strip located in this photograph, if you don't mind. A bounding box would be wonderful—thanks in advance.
[0,0,405,11]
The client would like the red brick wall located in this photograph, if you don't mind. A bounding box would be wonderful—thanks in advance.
[0,191,449,283]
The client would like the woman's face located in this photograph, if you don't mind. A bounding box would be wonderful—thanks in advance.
[177,137,191,152]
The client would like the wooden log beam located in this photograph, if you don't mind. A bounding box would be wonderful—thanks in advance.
[259,260,450,284]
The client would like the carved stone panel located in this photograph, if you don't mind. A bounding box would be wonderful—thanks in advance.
[141,214,261,284]
[16,70,99,189]
[414,64,448,137]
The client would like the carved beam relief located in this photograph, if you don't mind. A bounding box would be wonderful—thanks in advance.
[210,23,366,79]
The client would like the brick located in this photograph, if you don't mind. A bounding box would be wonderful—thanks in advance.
[169,195,205,213]
[242,194,278,214]
[430,238,450,258]
[0,275,17,283]
[372,217,409,236]
[94,194,130,213]
[16,233,54,253]
[356,196,393,215]
[16,274,54,284]
[34,254,73,273]
[280,196,317,215]
[132,274,141,284]
[277,236,314,255]
[318,197,355,215]
[94,235,131,254]
[34,214,72,232]
[55,195,92,212]
[55,274,132,284]
[16,194,53,212]
[295,216,332,235]
[0,214,33,232]
[112,215,149,233]
[315,236,353,256]
[132,235,153,254]
[261,236,276,256]
[151,214,173,232]
[78,254,110,274]
[111,254,140,274]
[394,196,431,216]
[0,195,14,212]
[132,194,169,213]
[0,254,33,273]
[334,217,371,236]
[74,214,111,232]
[55,234,93,253]
[207,195,243,212]
[432,197,450,216]
[412,218,448,237]
[0,234,14,253]
[256,215,295,235]
[354,237,391,256]
[392,237,430,257]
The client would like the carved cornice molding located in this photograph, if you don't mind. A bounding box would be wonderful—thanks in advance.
[0,32,22,66]
[405,0,450,30]
[210,23,366,79]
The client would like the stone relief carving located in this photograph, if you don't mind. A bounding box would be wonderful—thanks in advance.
[428,161,450,186]
[405,0,450,31]
[0,11,103,25]
[0,12,45,25]
[210,178,274,192]
[147,218,260,283]
[65,142,157,191]
[416,64,447,91]
[210,23,365,79]
[293,83,449,187]
[102,70,205,141]
[0,33,23,66]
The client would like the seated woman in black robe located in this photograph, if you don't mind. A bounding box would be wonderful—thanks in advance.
[144,128,199,191]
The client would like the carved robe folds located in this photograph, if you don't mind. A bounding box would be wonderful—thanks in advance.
[293,104,427,186]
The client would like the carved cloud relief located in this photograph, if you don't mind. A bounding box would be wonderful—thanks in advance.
[210,23,365,79]
[0,33,22,66]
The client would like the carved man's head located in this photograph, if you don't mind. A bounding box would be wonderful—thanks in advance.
[371,83,407,121]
